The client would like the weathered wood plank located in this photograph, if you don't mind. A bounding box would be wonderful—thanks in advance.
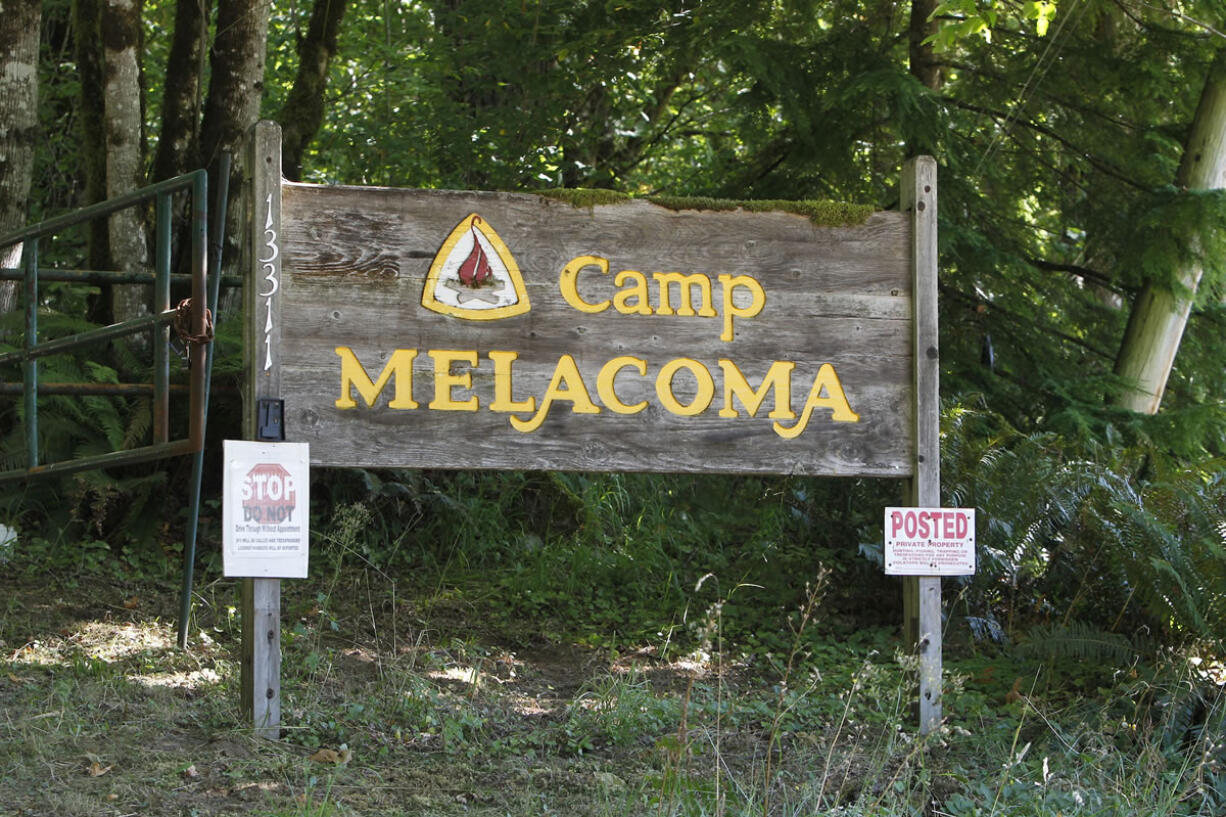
[281,185,911,293]
[246,125,286,423]
[280,389,910,475]
[240,576,281,740]
[902,156,942,735]
[285,296,911,357]
[242,121,284,740]
[273,183,914,477]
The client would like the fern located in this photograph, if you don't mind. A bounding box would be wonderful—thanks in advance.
[121,400,153,451]
[943,402,1226,649]
[1016,622,1136,665]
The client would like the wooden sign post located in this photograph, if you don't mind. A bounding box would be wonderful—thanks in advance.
[241,120,943,736]
[241,123,287,739]
[902,156,942,733]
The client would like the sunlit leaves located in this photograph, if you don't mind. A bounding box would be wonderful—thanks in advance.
[927,0,1059,51]
[1025,1,1057,36]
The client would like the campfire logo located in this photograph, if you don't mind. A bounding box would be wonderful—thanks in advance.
[240,462,298,524]
[421,213,530,320]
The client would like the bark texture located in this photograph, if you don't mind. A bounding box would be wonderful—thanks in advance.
[1113,48,1226,414]
[0,0,42,314]
[74,0,111,322]
[199,0,269,168]
[199,0,270,288]
[279,0,349,182]
[153,0,212,182]
[908,0,942,91]
[102,0,150,321]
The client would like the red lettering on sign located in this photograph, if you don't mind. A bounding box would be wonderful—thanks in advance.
[241,463,297,524]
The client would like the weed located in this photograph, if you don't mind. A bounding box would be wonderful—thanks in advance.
[5,546,1226,816]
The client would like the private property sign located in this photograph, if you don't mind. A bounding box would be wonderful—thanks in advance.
[884,507,976,576]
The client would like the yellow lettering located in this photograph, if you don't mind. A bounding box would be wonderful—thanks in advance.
[428,349,479,411]
[489,350,535,413]
[510,354,601,432]
[337,345,849,440]
[335,347,418,409]
[559,255,610,313]
[656,358,715,416]
[774,363,859,438]
[718,359,795,419]
[719,274,766,342]
[612,270,653,315]
[653,272,717,318]
[596,356,648,414]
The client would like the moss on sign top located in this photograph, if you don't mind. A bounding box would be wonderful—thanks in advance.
[535,188,632,208]
[534,188,875,228]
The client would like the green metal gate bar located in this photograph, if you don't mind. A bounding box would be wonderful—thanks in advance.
[0,268,241,288]
[0,170,209,482]
[179,155,231,648]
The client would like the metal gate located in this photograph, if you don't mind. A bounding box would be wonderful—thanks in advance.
[0,171,211,480]
[0,166,230,647]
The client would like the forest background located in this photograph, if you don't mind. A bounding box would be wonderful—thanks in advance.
[2,1,1226,815]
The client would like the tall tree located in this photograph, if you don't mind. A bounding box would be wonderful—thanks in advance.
[278,0,349,181]
[198,0,270,170]
[198,0,271,276]
[0,0,42,315]
[73,0,109,286]
[101,0,150,322]
[1113,47,1226,414]
[909,0,942,92]
[152,0,212,183]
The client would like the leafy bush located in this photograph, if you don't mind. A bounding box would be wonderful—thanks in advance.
[943,402,1226,651]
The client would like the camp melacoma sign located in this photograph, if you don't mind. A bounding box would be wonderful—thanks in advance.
[241,123,943,739]
[254,184,914,477]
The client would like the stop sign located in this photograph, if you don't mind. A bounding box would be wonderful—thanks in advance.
[241,463,297,523]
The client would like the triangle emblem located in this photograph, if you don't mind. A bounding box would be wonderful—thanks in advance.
[422,214,530,320]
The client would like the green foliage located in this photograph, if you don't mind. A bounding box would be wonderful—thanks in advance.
[305,468,898,654]
[1016,621,1136,665]
[1123,187,1226,300]
[11,0,1226,676]
[928,0,1060,51]
[943,401,1226,649]
[0,300,196,562]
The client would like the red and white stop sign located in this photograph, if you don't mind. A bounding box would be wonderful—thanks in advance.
[241,463,298,524]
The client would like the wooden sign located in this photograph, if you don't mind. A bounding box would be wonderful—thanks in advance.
[258,182,914,478]
[242,121,943,738]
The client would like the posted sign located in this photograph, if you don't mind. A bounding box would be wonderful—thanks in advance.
[223,441,310,578]
[884,507,975,576]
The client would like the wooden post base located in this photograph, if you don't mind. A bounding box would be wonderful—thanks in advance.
[241,577,282,739]
[904,575,942,733]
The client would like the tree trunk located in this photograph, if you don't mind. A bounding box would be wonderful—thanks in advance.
[74,0,111,308]
[199,0,270,168]
[279,0,349,182]
[0,0,42,316]
[199,0,271,290]
[102,0,150,324]
[909,0,942,91]
[1113,48,1226,414]
[152,0,213,182]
